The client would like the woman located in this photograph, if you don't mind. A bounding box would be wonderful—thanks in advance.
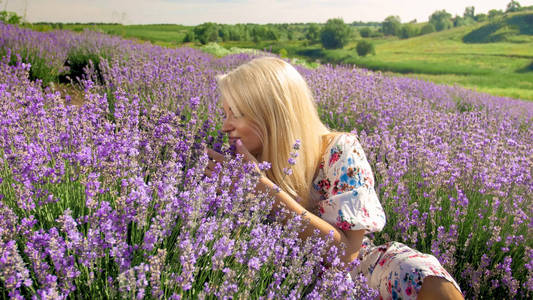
[205,57,463,300]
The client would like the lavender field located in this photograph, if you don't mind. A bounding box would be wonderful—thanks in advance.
[0,23,532,299]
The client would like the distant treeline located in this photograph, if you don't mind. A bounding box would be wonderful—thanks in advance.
[185,21,386,44]
[1,0,531,51]
[381,2,533,39]
[181,2,532,48]
[33,22,122,26]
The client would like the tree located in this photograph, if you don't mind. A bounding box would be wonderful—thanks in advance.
[506,1,521,12]
[287,30,294,41]
[182,31,195,43]
[0,11,22,24]
[462,6,476,25]
[429,10,453,31]
[400,23,419,39]
[356,40,375,57]
[194,23,219,44]
[229,25,245,41]
[278,48,288,58]
[488,9,504,21]
[464,6,475,19]
[265,27,279,41]
[420,23,436,35]
[250,25,266,43]
[320,18,350,49]
[382,15,401,36]
[475,13,487,22]
[453,16,466,27]
[359,27,371,38]
[218,27,230,42]
[453,15,474,27]
[305,23,320,43]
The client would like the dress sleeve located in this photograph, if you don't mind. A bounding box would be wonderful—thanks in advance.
[316,133,386,232]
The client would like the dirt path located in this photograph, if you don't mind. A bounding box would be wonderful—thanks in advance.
[49,82,85,106]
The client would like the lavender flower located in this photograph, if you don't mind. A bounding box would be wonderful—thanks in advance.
[0,22,531,299]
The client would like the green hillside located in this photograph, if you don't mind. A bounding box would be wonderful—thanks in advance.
[464,11,533,43]
[24,11,533,100]
[30,23,190,47]
[307,12,533,100]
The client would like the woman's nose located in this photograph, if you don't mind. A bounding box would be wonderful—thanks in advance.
[221,118,233,133]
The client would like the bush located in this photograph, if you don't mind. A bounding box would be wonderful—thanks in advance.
[320,18,351,49]
[420,23,436,35]
[370,31,384,38]
[194,23,219,45]
[382,16,401,36]
[429,10,453,31]
[356,40,375,57]
[60,50,105,84]
[278,48,288,58]
[0,11,22,24]
[400,23,419,39]
[359,27,371,38]
[305,24,321,43]
[182,31,195,43]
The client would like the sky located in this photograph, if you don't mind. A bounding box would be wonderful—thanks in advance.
[4,0,533,25]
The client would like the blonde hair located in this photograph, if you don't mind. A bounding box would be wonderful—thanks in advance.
[217,57,336,201]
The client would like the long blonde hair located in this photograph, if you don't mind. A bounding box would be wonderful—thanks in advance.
[217,57,335,201]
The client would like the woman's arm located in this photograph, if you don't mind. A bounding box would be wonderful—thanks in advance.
[257,176,366,267]
[206,143,366,266]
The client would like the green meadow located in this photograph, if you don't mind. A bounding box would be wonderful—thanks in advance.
[285,12,533,100]
[28,11,533,101]
[342,17,533,101]
[31,23,190,47]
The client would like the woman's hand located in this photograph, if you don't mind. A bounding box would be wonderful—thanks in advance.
[204,139,263,182]
[203,147,227,179]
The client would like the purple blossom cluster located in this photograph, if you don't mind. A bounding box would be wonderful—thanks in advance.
[0,22,135,85]
[0,23,531,298]
[0,24,374,299]
[302,66,532,298]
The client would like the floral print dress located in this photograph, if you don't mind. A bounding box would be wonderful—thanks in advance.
[311,133,462,300]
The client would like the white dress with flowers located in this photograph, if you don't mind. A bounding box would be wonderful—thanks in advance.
[310,133,461,300]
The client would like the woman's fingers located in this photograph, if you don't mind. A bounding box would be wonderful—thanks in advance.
[206,147,226,163]
[234,139,258,164]
[204,147,225,178]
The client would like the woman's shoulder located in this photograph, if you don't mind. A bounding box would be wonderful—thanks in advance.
[320,131,370,172]
[320,132,360,158]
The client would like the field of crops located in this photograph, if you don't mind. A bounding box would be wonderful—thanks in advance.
[0,23,532,299]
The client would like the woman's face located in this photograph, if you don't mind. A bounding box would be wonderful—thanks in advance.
[221,100,263,158]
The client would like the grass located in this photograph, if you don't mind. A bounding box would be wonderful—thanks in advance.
[289,18,533,100]
[25,11,533,101]
[215,14,533,100]
[29,23,190,46]
[334,14,533,100]
[400,73,533,100]
[2,23,532,297]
